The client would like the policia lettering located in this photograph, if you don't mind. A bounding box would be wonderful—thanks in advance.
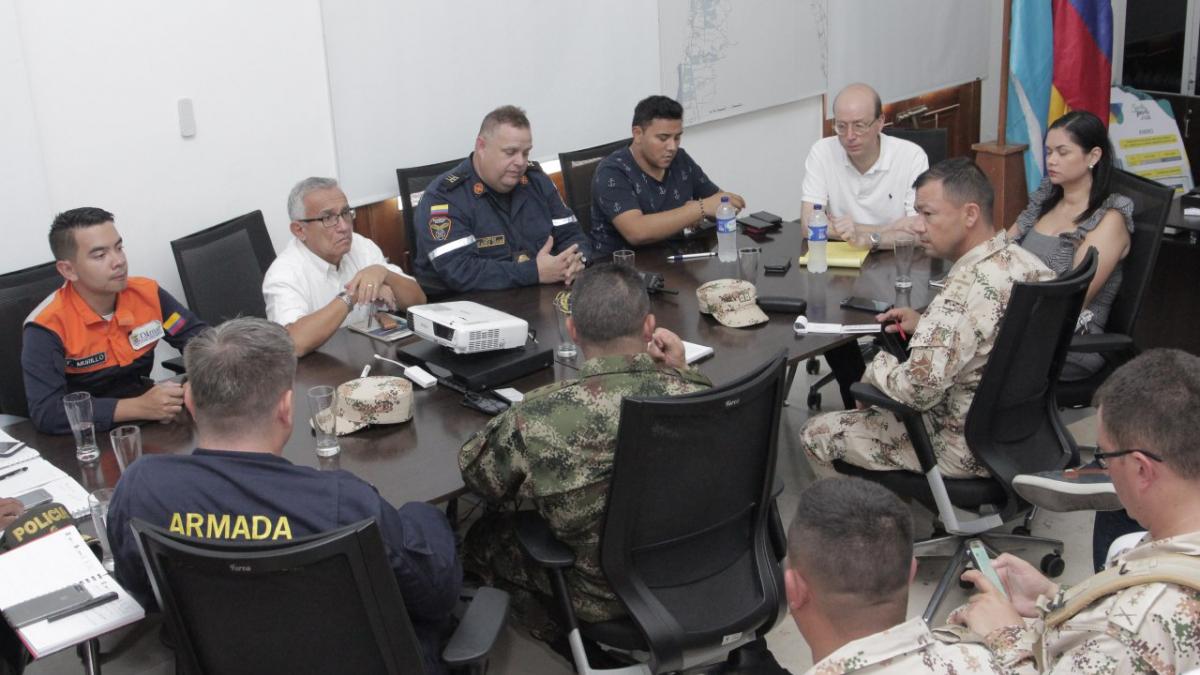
[168,512,293,540]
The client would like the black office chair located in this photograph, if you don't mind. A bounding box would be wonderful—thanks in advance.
[836,249,1097,623]
[1056,168,1173,408]
[0,262,63,418]
[132,518,508,675]
[170,210,276,325]
[396,158,467,274]
[558,139,629,234]
[517,351,788,674]
[884,126,950,165]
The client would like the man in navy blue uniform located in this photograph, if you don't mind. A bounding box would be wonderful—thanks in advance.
[106,318,461,672]
[590,95,745,258]
[413,105,591,294]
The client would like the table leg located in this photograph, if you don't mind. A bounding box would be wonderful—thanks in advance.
[80,638,101,674]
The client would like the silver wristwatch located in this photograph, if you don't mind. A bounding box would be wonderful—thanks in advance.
[868,232,882,250]
[336,290,354,308]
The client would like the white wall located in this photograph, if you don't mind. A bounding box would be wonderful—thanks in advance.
[5,0,337,302]
[979,0,1007,144]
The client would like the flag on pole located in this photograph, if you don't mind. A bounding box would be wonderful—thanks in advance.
[1049,0,1114,125]
[1006,0,1054,190]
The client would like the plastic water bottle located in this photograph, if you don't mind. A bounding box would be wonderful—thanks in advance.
[716,196,737,262]
[808,204,828,273]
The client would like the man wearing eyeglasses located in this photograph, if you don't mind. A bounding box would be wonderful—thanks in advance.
[262,177,426,356]
[948,349,1200,674]
[801,83,929,410]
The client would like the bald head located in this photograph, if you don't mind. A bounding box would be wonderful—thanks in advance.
[833,83,883,120]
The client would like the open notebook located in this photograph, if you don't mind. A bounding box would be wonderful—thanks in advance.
[0,527,144,658]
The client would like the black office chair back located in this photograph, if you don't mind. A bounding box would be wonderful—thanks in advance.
[601,351,787,673]
[170,210,275,325]
[0,262,63,417]
[965,249,1097,511]
[132,518,427,675]
[884,127,950,165]
[396,158,467,272]
[1105,169,1173,337]
[559,138,629,234]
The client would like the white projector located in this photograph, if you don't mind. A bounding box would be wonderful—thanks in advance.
[406,301,528,354]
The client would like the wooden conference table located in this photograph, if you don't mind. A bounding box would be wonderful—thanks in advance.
[4,225,941,508]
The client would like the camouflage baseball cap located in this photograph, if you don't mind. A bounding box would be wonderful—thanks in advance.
[696,279,769,328]
[334,376,413,434]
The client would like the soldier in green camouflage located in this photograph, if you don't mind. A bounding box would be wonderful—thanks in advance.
[459,263,710,643]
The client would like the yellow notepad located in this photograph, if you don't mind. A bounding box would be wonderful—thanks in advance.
[798,242,871,269]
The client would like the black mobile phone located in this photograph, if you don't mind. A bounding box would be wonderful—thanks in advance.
[5,584,95,628]
[763,259,791,275]
[840,296,893,314]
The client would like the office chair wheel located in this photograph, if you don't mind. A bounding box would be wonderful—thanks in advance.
[1012,525,1032,536]
[807,392,821,410]
[1040,553,1066,578]
[806,358,820,375]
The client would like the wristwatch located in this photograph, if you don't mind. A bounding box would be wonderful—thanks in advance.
[868,232,882,250]
[336,290,354,308]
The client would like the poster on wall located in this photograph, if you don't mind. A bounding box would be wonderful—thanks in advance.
[1109,86,1194,193]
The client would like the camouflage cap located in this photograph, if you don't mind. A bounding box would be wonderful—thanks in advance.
[334,375,413,434]
[696,279,768,328]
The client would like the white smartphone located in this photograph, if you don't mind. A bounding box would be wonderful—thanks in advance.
[16,488,53,510]
[966,539,1008,599]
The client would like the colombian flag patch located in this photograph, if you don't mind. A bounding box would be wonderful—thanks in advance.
[164,312,187,336]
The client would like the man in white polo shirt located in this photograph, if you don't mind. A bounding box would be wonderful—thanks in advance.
[262,177,426,356]
[801,83,928,248]
[801,83,928,409]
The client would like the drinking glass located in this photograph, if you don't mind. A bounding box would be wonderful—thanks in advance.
[613,249,635,268]
[109,425,142,472]
[553,290,577,360]
[738,247,760,285]
[88,488,116,573]
[63,392,100,462]
[307,385,340,457]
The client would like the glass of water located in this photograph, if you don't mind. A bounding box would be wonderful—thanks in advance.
[307,385,340,457]
[63,391,100,462]
[894,235,916,289]
[553,290,577,360]
[88,488,116,573]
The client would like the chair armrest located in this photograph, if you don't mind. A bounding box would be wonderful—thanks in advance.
[161,357,186,375]
[515,511,575,569]
[1068,333,1133,354]
[442,586,509,667]
[850,383,919,417]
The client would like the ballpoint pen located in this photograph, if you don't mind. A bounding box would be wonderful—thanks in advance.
[667,251,717,263]
[0,466,28,481]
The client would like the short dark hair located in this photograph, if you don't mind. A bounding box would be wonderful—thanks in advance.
[568,263,650,344]
[49,207,115,261]
[787,477,913,599]
[184,318,297,436]
[479,105,530,137]
[632,95,683,129]
[1095,349,1200,480]
[913,157,995,225]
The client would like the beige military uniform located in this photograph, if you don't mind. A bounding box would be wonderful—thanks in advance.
[984,531,1200,674]
[801,232,1053,478]
[806,617,1004,674]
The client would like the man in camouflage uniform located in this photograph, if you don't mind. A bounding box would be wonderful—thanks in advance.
[787,477,1004,674]
[801,158,1054,478]
[950,349,1200,673]
[459,263,710,642]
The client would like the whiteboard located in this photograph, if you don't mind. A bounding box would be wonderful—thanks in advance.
[659,0,827,125]
[827,0,990,114]
[319,1,661,206]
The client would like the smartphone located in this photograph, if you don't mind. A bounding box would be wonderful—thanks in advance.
[16,488,53,510]
[763,259,791,275]
[4,583,94,627]
[840,296,893,314]
[966,539,1008,599]
[0,441,26,458]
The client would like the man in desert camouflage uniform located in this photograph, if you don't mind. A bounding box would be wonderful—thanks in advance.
[788,477,1004,674]
[801,158,1053,478]
[458,263,709,641]
[950,349,1200,674]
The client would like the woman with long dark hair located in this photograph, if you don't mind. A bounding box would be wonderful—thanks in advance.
[1009,110,1134,380]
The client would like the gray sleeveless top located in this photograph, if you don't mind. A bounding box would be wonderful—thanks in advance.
[1013,177,1135,334]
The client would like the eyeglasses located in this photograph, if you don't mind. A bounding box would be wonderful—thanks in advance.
[833,117,879,136]
[298,207,355,229]
[1093,448,1165,469]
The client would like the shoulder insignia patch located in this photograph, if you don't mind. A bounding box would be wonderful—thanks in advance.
[473,182,485,196]
[442,171,468,190]
[428,204,451,241]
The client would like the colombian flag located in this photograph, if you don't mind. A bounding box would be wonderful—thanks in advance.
[1048,0,1113,125]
